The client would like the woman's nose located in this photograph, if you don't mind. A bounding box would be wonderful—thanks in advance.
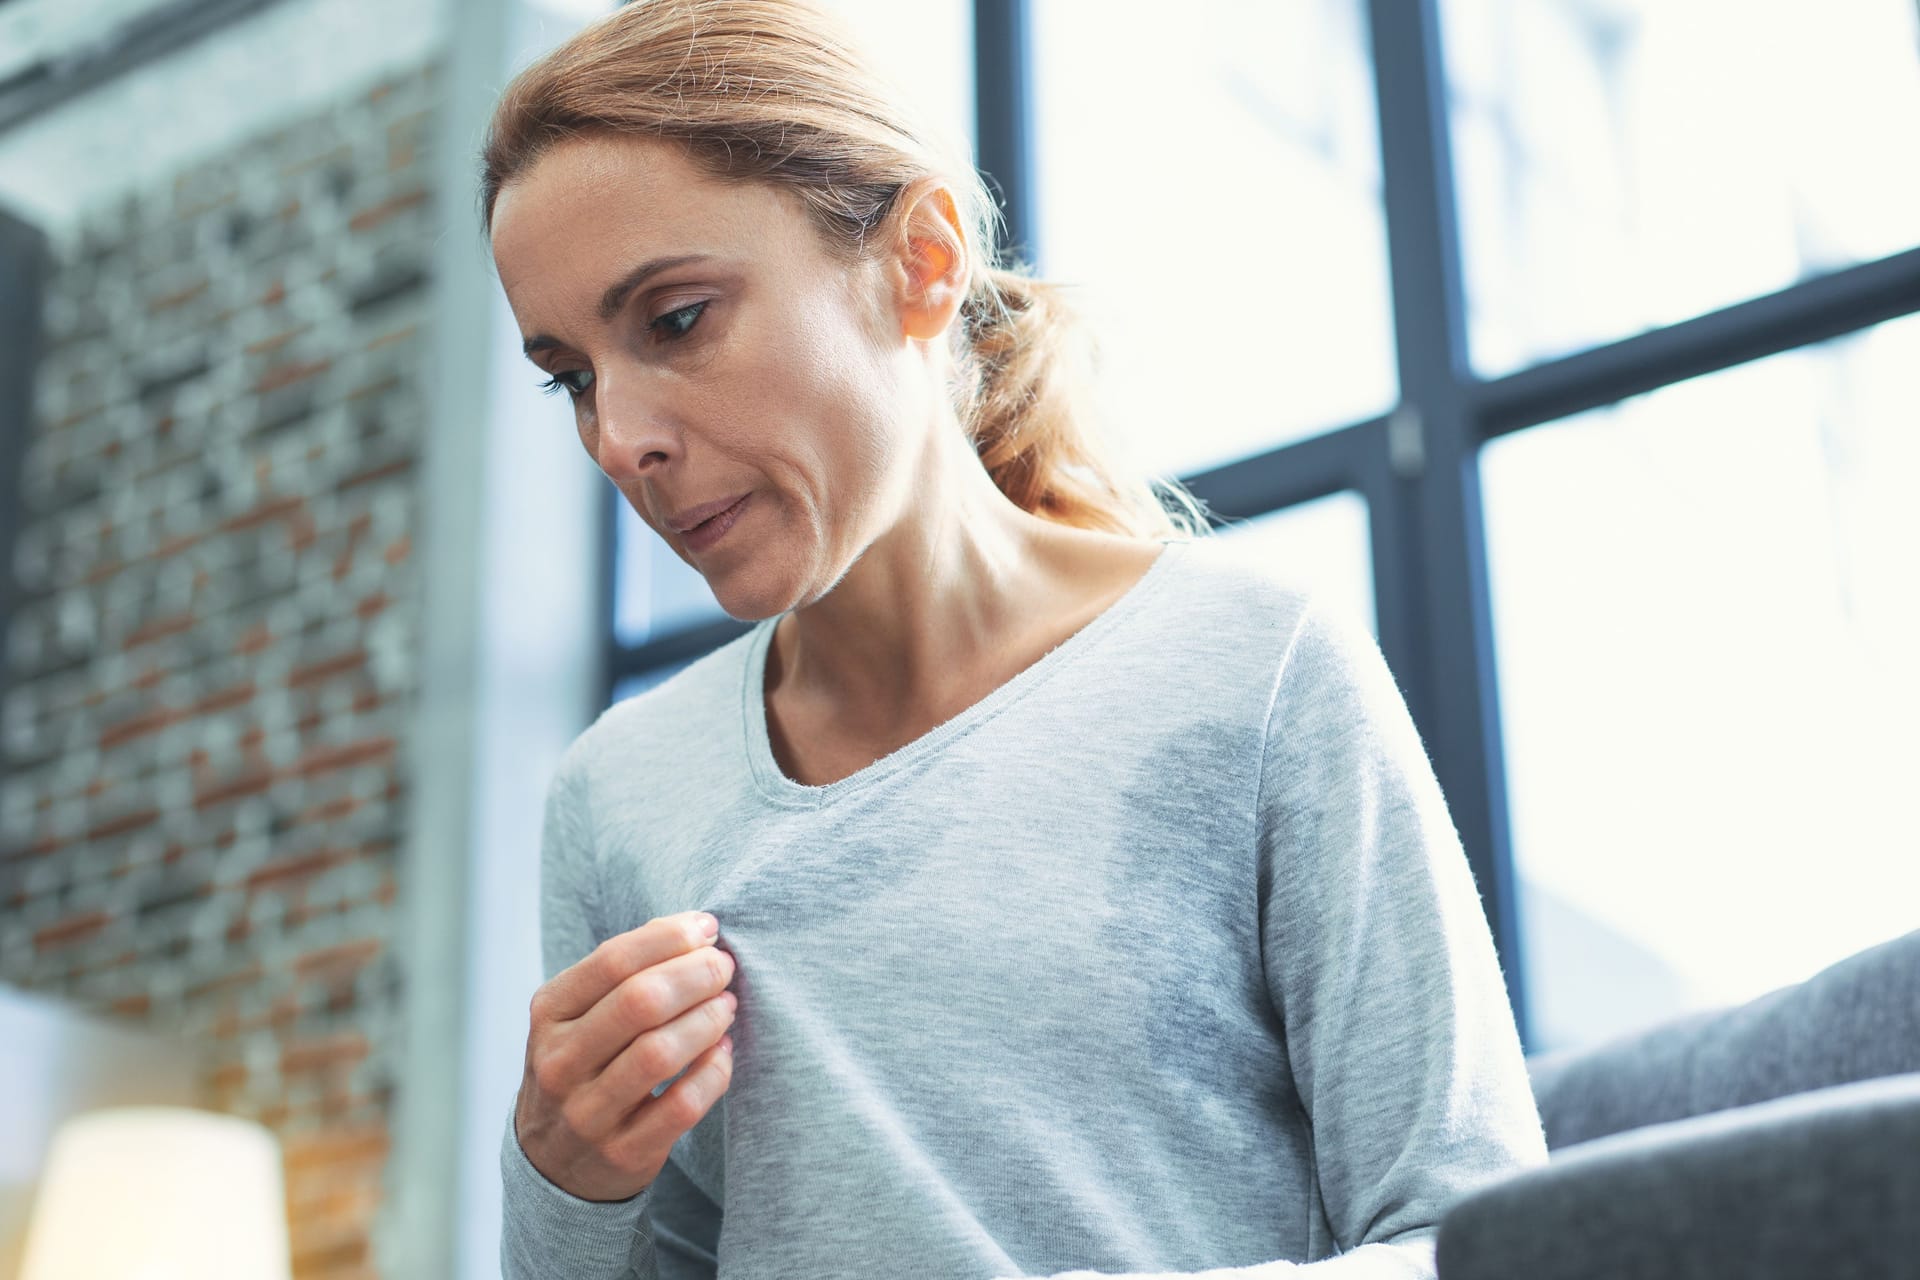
[589,371,677,475]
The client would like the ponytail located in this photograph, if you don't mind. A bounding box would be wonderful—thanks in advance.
[955,264,1215,539]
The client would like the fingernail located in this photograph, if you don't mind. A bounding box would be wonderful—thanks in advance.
[698,913,719,937]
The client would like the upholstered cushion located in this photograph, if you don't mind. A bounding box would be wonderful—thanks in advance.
[1524,927,1920,1150]
[1436,1071,1920,1280]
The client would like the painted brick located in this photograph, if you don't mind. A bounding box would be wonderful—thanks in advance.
[1,59,443,1279]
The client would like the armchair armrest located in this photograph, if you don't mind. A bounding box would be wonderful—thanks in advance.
[1435,1070,1920,1280]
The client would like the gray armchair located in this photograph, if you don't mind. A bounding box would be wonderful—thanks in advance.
[1436,926,1920,1279]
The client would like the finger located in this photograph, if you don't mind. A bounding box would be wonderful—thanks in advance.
[566,937,735,1085]
[578,985,738,1140]
[540,911,718,1024]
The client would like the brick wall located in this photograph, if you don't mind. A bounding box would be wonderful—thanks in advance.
[1,59,444,1280]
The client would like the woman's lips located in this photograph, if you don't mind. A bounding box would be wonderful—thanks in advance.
[682,493,750,552]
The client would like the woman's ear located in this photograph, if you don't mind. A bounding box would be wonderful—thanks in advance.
[890,179,969,343]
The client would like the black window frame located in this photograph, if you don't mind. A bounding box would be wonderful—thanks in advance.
[600,0,1920,1052]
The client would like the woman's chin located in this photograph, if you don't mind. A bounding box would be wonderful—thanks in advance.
[705,571,791,625]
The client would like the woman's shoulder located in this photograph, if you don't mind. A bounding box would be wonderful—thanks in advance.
[1159,533,1320,627]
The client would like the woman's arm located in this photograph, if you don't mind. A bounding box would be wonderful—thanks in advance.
[500,745,685,1279]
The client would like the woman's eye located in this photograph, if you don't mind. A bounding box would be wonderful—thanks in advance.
[651,300,708,340]
[536,370,592,400]
[532,302,708,401]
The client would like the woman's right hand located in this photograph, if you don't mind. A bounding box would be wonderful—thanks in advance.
[513,911,738,1203]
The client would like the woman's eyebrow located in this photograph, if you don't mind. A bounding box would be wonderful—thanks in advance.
[520,252,715,358]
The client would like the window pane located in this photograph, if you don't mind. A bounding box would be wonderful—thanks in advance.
[611,657,698,708]
[1217,491,1375,640]
[1031,0,1397,479]
[822,0,975,153]
[1480,312,1920,1056]
[613,494,724,645]
[1443,0,1920,378]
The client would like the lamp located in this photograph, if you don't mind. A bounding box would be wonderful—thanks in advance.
[17,1106,292,1280]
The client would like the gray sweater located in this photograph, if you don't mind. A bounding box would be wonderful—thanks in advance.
[501,534,1550,1279]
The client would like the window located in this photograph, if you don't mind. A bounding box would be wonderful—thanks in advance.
[1482,311,1920,1052]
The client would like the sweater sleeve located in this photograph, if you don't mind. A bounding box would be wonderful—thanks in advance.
[500,745,664,1279]
[994,591,1549,1280]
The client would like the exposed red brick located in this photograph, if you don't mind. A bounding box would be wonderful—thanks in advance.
[351,688,382,712]
[209,1061,248,1092]
[84,556,125,585]
[347,188,429,233]
[368,323,416,350]
[294,938,381,981]
[281,1032,369,1077]
[287,649,365,688]
[86,807,160,841]
[193,681,256,716]
[222,494,304,534]
[100,706,181,750]
[210,1008,244,1038]
[261,277,287,305]
[187,961,264,1000]
[297,793,363,825]
[245,324,309,356]
[290,1235,370,1272]
[278,144,350,181]
[150,278,209,311]
[382,534,410,565]
[152,531,202,560]
[194,766,277,809]
[344,373,400,403]
[34,911,112,953]
[235,622,276,655]
[103,439,123,459]
[132,662,168,690]
[253,358,332,395]
[289,1178,382,1220]
[269,992,303,1028]
[123,611,196,649]
[282,1124,389,1173]
[109,992,151,1018]
[288,509,319,552]
[294,737,396,778]
[340,457,413,491]
[247,845,351,893]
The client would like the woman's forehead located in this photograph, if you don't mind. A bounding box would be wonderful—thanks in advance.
[494,144,820,296]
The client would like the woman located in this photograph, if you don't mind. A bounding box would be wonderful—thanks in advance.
[488,3,1549,1278]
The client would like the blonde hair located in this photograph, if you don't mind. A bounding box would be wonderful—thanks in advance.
[476,0,1215,540]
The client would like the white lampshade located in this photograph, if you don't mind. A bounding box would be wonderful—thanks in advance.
[18,1106,292,1280]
